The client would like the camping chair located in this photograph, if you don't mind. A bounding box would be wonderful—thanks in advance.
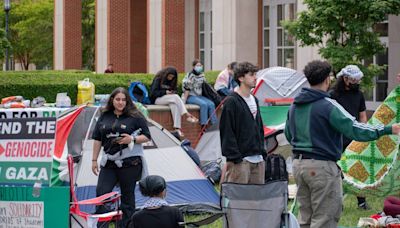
[68,154,122,228]
[221,181,290,228]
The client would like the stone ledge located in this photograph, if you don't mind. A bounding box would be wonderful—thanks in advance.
[145,104,200,111]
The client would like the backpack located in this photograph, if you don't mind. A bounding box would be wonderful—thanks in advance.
[201,160,222,185]
[202,82,222,106]
[265,153,288,182]
[128,81,151,104]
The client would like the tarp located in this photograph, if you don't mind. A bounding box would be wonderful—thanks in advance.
[338,86,400,196]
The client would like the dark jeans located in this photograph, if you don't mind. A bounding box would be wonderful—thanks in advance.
[96,161,142,228]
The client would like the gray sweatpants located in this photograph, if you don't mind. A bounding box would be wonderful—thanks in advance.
[293,158,343,228]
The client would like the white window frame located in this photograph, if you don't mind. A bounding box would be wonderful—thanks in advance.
[199,0,212,70]
[263,0,296,69]
[365,36,389,110]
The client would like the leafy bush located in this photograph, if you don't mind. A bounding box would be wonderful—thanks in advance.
[0,70,221,104]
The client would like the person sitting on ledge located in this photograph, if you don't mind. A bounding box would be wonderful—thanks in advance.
[150,66,198,137]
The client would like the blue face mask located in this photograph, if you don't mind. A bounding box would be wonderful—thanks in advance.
[194,66,203,74]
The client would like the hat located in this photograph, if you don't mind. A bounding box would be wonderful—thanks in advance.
[337,65,363,80]
[139,175,166,197]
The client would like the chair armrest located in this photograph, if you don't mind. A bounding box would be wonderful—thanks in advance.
[72,192,121,205]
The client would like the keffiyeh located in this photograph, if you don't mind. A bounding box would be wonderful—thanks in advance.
[337,65,364,80]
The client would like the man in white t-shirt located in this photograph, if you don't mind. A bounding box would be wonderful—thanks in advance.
[220,62,266,184]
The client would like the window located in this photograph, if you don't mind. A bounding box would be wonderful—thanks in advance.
[199,0,212,70]
[364,19,389,108]
[263,0,296,69]
[364,48,388,102]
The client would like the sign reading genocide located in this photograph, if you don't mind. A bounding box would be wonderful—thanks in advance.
[0,118,56,185]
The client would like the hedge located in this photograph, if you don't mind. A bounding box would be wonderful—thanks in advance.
[0,70,221,104]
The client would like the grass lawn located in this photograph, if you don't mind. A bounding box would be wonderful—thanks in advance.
[185,193,385,227]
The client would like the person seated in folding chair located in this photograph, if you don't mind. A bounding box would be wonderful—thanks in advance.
[128,175,184,228]
[92,87,151,227]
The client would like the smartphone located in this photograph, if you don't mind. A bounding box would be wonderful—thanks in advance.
[115,136,124,141]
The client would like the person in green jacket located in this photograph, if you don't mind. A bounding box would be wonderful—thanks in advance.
[285,60,400,228]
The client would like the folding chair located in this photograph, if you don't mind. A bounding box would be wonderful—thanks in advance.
[221,181,289,228]
[68,155,122,228]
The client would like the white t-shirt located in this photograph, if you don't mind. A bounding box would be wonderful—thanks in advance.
[241,94,257,119]
[240,94,263,163]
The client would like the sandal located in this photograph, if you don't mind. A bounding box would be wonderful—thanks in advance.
[186,115,199,123]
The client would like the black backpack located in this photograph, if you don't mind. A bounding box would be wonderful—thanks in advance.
[202,82,222,106]
[201,160,222,185]
[265,153,288,182]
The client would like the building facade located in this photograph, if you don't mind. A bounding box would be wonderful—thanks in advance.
[54,0,400,110]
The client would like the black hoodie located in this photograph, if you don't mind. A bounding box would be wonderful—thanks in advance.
[220,92,266,163]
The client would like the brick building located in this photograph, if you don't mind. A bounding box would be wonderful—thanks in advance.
[54,0,400,110]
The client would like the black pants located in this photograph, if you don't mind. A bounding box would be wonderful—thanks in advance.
[96,161,142,227]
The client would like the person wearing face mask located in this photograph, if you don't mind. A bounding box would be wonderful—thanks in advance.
[285,60,400,228]
[330,65,369,210]
[214,62,238,98]
[182,59,217,128]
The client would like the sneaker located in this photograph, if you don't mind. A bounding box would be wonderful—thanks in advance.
[175,129,185,138]
[358,202,371,210]
[186,115,199,123]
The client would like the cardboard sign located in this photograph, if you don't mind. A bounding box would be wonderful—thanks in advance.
[0,201,44,228]
[0,186,69,228]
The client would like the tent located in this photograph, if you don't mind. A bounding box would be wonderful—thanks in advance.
[253,66,309,106]
[51,106,220,213]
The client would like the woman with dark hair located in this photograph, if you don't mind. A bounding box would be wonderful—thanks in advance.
[128,175,184,228]
[214,62,238,97]
[91,87,151,227]
[182,59,217,127]
[150,66,198,137]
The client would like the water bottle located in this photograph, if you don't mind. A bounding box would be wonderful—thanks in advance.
[286,156,293,175]
[32,181,42,198]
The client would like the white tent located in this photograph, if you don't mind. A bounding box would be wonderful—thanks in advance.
[254,67,309,106]
[51,106,220,215]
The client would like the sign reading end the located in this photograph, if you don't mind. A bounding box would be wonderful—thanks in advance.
[0,117,56,186]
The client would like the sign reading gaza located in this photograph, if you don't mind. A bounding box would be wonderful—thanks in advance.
[0,118,56,185]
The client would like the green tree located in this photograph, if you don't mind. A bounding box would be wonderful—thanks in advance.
[283,0,400,87]
[0,28,10,61]
[1,0,53,70]
[82,0,95,71]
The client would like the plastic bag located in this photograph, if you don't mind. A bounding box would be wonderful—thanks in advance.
[77,78,95,105]
[56,93,71,107]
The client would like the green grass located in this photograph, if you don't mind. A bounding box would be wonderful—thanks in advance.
[185,193,385,227]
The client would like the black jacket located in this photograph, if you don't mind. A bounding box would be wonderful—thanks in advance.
[150,77,176,104]
[128,206,184,228]
[220,92,266,163]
